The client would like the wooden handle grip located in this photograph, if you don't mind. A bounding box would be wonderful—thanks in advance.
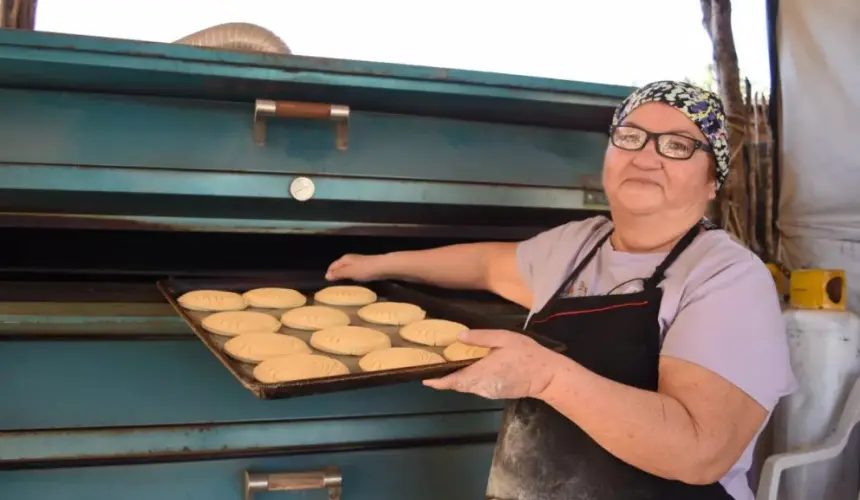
[267,471,328,491]
[274,101,332,119]
[252,99,349,148]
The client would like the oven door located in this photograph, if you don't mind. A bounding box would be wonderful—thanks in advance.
[1,441,496,500]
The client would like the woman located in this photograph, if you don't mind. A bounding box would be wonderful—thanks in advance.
[325,80,797,500]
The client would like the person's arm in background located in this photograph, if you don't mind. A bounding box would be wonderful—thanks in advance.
[325,242,532,308]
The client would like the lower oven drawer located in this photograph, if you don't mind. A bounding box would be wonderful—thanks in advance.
[0,337,503,430]
[0,442,495,500]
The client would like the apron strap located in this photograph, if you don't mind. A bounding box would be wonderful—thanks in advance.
[643,220,713,290]
[548,221,614,300]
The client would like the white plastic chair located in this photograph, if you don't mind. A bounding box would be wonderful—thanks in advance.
[756,377,860,500]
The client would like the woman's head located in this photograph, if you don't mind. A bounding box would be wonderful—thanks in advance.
[601,81,728,219]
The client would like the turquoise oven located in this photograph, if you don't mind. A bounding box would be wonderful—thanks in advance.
[0,28,630,500]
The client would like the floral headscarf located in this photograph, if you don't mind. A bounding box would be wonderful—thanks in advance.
[611,80,729,190]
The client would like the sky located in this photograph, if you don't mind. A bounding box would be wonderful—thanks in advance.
[34,0,772,93]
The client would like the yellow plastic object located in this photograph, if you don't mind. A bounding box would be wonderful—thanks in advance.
[789,269,847,310]
[766,263,788,298]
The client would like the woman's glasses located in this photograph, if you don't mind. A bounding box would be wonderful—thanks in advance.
[610,125,712,161]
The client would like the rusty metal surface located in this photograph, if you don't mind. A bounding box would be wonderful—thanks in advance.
[158,275,565,399]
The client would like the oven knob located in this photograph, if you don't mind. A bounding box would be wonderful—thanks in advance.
[289,176,315,202]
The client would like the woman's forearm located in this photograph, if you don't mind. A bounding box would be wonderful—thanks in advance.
[380,243,509,290]
[537,356,715,484]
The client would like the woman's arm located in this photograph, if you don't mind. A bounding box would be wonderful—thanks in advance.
[326,242,532,308]
[537,355,766,484]
[326,219,594,310]
[426,330,768,484]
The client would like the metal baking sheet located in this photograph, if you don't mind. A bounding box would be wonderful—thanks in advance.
[158,274,565,400]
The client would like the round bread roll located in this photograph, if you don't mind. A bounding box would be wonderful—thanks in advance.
[178,290,246,312]
[310,325,391,356]
[399,319,467,347]
[443,341,491,361]
[358,347,445,372]
[357,302,426,326]
[224,332,311,363]
[281,305,351,331]
[242,287,307,309]
[253,354,349,383]
[314,285,378,306]
[201,310,281,336]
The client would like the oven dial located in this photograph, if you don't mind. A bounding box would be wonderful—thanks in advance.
[289,176,315,202]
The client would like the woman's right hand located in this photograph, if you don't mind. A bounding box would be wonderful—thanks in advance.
[325,253,388,282]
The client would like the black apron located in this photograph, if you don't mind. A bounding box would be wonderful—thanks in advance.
[486,221,733,500]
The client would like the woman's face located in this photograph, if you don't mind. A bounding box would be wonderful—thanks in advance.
[602,102,716,217]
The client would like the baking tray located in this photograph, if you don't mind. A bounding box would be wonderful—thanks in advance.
[158,274,566,399]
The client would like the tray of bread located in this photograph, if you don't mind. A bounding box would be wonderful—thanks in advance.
[157,274,565,399]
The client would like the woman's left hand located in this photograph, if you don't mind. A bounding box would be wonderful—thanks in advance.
[423,329,564,399]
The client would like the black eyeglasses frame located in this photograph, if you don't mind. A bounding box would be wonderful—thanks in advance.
[609,124,712,161]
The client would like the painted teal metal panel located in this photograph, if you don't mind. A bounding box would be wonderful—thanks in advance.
[0,443,495,500]
[0,87,611,232]
[0,165,595,208]
[0,29,631,96]
[0,339,502,429]
[0,89,607,187]
[0,302,188,337]
[0,27,620,497]
[0,163,604,235]
[0,32,622,233]
[0,30,634,131]
[2,411,500,463]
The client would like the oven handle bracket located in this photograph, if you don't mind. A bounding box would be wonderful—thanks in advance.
[253,99,350,150]
[244,467,342,500]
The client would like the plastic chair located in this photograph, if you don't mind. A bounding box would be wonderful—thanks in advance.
[756,377,860,500]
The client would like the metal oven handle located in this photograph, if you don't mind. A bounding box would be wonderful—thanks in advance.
[253,99,350,150]
[244,467,342,500]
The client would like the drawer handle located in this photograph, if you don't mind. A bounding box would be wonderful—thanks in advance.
[253,99,350,150]
[244,467,342,500]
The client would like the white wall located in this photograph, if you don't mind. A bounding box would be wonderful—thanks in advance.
[776,0,860,312]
